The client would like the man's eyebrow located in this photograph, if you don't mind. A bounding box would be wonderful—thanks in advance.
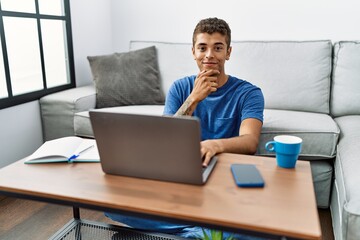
[196,42,225,46]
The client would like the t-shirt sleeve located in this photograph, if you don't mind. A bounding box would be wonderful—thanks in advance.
[241,88,264,122]
[163,82,182,115]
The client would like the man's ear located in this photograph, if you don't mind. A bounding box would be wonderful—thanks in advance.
[226,46,232,60]
[192,47,196,60]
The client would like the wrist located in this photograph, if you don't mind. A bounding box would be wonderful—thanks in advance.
[218,140,226,153]
[189,93,201,104]
[213,139,224,154]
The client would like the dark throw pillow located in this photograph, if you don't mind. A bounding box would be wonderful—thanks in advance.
[87,46,164,108]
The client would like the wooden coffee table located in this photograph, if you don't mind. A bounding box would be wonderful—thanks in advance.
[0,153,321,239]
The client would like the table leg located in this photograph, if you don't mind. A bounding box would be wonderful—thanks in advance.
[73,206,80,219]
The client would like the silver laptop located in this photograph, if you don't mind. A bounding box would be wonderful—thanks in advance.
[89,111,217,185]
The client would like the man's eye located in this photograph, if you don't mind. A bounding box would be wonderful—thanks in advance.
[215,46,223,51]
[198,47,206,51]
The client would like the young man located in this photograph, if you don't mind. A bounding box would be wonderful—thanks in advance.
[106,18,264,239]
[164,17,264,166]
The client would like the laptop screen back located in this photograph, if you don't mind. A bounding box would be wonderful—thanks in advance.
[90,111,207,184]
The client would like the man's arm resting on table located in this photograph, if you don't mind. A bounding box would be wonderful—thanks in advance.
[201,118,263,166]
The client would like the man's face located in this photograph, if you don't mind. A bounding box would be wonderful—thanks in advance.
[192,32,231,74]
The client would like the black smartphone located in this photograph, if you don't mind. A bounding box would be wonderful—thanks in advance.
[231,164,265,188]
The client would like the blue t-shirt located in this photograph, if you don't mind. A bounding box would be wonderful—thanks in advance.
[164,75,264,140]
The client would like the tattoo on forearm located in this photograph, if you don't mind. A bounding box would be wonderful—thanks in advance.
[175,99,194,116]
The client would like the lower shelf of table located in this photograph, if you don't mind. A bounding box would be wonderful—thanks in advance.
[49,218,187,240]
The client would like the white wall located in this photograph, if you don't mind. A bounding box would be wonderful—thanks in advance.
[0,101,43,168]
[71,0,113,86]
[111,0,360,53]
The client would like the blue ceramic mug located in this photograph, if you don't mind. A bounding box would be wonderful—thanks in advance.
[265,135,302,168]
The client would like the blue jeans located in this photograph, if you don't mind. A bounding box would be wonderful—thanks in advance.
[105,212,266,239]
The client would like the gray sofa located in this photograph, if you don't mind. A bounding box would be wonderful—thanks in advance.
[39,40,360,240]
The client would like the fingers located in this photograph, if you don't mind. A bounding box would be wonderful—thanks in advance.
[201,140,220,167]
[198,69,220,79]
[202,153,212,167]
[201,145,214,167]
[196,70,219,89]
[193,69,220,101]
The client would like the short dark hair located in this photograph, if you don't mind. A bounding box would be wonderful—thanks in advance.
[192,17,231,49]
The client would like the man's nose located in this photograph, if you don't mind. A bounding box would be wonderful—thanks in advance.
[205,50,214,58]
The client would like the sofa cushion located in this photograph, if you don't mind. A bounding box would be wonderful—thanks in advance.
[229,41,332,113]
[310,161,333,208]
[74,105,165,138]
[87,46,165,108]
[331,41,360,117]
[331,115,360,240]
[257,109,339,159]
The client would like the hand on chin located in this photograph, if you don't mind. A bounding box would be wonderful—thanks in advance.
[202,66,220,76]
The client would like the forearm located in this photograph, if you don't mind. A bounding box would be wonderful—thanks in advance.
[175,96,199,116]
[207,134,260,155]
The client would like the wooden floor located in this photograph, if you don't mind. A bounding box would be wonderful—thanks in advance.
[0,196,334,240]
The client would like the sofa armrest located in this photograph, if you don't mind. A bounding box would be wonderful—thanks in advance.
[40,85,96,140]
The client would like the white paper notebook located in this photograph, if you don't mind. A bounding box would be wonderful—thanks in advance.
[24,136,100,164]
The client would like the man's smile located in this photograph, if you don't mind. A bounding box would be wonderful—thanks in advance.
[202,61,218,67]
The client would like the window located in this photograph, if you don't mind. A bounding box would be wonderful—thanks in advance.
[0,0,75,109]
